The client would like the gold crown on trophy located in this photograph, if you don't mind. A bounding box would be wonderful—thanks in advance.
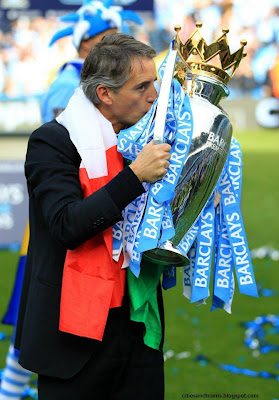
[173,21,247,86]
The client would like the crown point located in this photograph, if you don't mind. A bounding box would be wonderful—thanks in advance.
[174,21,247,85]
[174,25,181,32]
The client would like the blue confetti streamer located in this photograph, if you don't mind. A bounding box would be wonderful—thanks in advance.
[242,315,279,354]
[194,354,279,380]
[191,315,279,380]
[22,386,38,399]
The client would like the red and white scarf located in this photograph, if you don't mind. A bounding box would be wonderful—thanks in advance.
[56,87,126,341]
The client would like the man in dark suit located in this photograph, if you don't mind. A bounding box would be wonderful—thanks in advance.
[0,5,142,399]
[15,33,171,400]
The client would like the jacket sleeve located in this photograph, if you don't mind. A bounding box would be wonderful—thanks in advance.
[25,121,144,250]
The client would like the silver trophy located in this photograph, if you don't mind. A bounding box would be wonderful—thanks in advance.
[143,22,247,266]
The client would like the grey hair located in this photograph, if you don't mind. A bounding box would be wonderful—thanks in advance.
[80,33,156,105]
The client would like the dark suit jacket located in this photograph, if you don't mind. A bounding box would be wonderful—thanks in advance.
[14,120,145,379]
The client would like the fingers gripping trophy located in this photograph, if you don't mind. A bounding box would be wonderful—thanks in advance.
[117,22,258,310]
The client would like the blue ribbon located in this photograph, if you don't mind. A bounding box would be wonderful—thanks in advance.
[177,221,199,257]
[191,197,215,303]
[213,208,234,303]
[183,241,197,300]
[118,99,158,157]
[211,204,224,311]
[159,203,176,244]
[210,137,258,312]
[112,221,123,261]
[219,165,258,297]
[137,196,165,253]
[150,83,193,203]
[181,137,257,308]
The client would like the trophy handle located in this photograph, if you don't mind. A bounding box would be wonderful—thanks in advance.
[153,47,177,145]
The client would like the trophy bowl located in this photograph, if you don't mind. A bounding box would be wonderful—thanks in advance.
[143,75,232,266]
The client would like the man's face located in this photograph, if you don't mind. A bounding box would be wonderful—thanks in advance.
[108,57,157,131]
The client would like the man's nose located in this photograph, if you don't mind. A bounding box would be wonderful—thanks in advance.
[146,84,157,103]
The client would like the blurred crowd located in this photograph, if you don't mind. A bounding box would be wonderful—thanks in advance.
[0,16,76,99]
[0,0,279,101]
[153,0,279,99]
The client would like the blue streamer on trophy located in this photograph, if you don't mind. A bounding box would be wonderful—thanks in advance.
[112,220,123,261]
[190,197,215,303]
[209,137,257,312]
[159,203,176,244]
[177,221,199,257]
[183,241,197,300]
[150,82,193,204]
[219,144,258,298]
[213,208,234,304]
[211,203,224,311]
[179,135,257,308]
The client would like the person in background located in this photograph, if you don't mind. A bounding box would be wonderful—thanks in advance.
[0,2,141,399]
[41,0,142,122]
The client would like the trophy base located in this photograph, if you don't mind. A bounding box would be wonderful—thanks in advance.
[143,240,189,267]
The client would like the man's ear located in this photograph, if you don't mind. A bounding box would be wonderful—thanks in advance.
[96,85,113,105]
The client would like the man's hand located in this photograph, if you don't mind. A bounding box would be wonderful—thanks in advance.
[129,140,171,183]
